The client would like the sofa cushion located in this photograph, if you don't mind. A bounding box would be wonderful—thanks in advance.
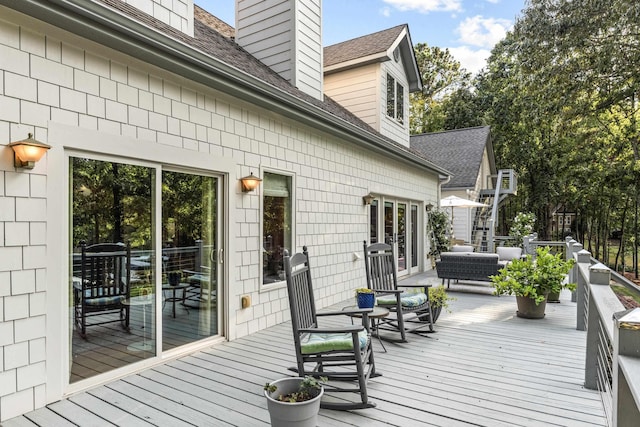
[451,245,474,252]
[496,246,522,261]
[300,330,368,354]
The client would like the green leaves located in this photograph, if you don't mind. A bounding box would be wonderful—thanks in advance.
[491,246,576,304]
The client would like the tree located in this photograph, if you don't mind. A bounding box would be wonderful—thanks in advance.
[410,43,473,134]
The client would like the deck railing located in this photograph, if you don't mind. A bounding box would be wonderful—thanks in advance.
[559,237,639,427]
[523,235,640,426]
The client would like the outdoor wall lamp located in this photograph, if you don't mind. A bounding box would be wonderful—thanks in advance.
[240,172,262,192]
[362,193,375,205]
[426,203,434,212]
[8,133,51,169]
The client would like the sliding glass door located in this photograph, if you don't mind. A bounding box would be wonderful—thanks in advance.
[69,157,223,384]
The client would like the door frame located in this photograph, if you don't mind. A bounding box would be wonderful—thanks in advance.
[47,123,235,400]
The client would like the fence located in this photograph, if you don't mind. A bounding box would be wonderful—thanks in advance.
[557,237,640,427]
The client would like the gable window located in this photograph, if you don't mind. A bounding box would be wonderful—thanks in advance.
[263,172,293,285]
[386,73,404,124]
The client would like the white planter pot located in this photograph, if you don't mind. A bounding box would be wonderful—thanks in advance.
[264,377,323,427]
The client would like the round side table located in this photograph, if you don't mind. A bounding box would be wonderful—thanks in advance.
[343,305,390,352]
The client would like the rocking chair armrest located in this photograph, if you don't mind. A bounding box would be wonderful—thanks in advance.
[373,289,402,294]
[298,325,364,334]
[319,308,372,317]
[399,283,433,290]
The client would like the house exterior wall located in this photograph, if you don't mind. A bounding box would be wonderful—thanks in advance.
[236,0,323,100]
[0,7,438,421]
[122,0,194,36]
[323,64,379,130]
[379,59,410,148]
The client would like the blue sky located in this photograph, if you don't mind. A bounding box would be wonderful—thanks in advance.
[195,0,527,74]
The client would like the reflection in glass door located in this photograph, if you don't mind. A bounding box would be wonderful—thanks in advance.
[161,171,220,351]
[69,157,156,383]
[69,157,223,384]
[382,200,409,276]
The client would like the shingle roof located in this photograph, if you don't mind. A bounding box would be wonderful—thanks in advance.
[410,126,492,189]
[324,24,406,67]
[92,1,443,173]
[194,4,234,38]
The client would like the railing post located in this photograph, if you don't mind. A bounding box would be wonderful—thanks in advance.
[584,263,611,390]
[575,249,591,331]
[613,308,640,427]
[570,242,583,302]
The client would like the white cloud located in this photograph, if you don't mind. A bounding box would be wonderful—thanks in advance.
[448,46,491,75]
[485,0,500,3]
[379,7,392,17]
[382,0,463,13]
[456,15,512,48]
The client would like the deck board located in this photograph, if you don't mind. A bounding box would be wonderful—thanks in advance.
[4,279,607,426]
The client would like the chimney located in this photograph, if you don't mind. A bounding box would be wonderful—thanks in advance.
[235,0,323,101]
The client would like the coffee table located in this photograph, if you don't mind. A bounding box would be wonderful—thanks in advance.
[343,305,390,352]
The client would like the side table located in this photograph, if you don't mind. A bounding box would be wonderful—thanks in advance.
[162,283,190,318]
[343,305,390,352]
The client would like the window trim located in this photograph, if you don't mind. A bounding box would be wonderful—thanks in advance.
[386,72,405,125]
[259,167,296,290]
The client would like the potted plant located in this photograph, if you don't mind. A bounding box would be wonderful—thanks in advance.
[167,271,181,286]
[355,288,375,308]
[490,246,575,318]
[263,376,325,427]
[427,285,455,322]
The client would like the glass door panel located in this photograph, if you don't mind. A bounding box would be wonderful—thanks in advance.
[397,203,407,274]
[162,171,219,351]
[411,205,419,269]
[370,200,379,244]
[69,157,156,383]
[384,201,394,246]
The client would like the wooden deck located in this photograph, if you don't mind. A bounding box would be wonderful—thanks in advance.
[4,279,606,426]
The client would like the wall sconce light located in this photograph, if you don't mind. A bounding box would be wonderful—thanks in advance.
[240,172,262,192]
[362,193,375,205]
[8,133,51,169]
[426,203,434,212]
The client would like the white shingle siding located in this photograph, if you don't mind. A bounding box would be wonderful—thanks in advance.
[236,0,323,100]
[0,6,439,421]
[122,0,194,36]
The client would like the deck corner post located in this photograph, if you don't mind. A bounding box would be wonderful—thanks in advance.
[570,242,583,302]
[613,308,640,427]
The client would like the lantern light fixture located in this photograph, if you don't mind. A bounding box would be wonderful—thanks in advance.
[362,193,375,205]
[8,133,51,169]
[240,172,262,192]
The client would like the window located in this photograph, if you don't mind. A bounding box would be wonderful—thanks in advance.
[386,73,404,124]
[263,172,293,285]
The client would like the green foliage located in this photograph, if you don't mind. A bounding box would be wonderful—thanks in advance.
[355,288,374,294]
[264,376,326,403]
[410,43,476,135]
[508,212,536,248]
[491,246,576,304]
[428,209,450,257]
[428,285,455,312]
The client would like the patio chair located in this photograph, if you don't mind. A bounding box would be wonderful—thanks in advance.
[74,242,131,338]
[363,241,435,342]
[284,247,378,410]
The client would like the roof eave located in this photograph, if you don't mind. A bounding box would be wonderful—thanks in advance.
[2,0,446,176]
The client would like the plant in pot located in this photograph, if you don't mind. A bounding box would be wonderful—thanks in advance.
[490,246,576,319]
[263,376,326,427]
[355,288,375,309]
[427,285,455,323]
[167,271,182,286]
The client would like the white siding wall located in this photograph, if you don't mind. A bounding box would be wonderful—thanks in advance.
[324,64,379,130]
[121,0,194,36]
[379,60,410,147]
[236,0,323,100]
[0,9,438,420]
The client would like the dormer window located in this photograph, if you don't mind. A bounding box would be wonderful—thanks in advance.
[386,74,404,124]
